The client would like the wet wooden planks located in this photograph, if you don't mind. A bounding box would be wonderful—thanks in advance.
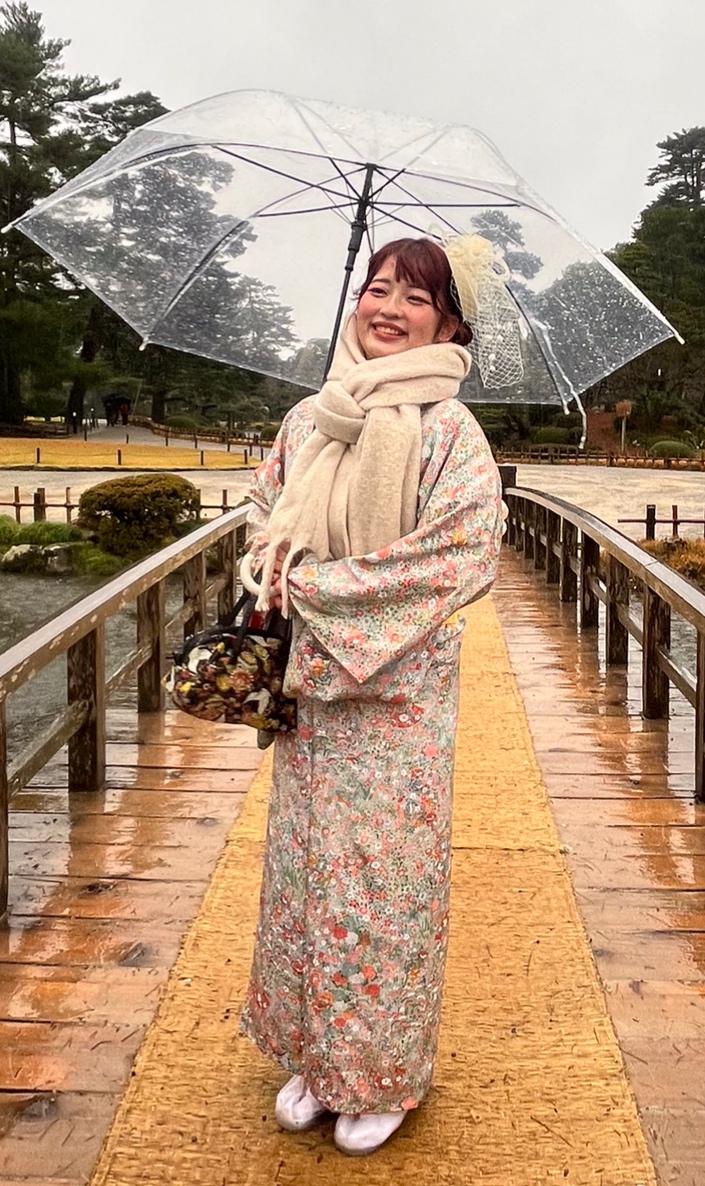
[0,708,262,1185]
[495,548,705,1185]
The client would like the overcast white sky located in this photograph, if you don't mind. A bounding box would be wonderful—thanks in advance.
[41,0,703,252]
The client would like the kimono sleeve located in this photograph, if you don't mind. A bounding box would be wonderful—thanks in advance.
[245,398,315,568]
[287,403,504,685]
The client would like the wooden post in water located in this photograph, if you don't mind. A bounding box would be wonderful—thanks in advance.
[645,505,656,540]
[642,586,671,718]
[605,557,629,664]
[137,582,165,713]
[67,626,106,793]
[13,486,21,524]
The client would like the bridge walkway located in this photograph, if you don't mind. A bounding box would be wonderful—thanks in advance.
[1,549,702,1183]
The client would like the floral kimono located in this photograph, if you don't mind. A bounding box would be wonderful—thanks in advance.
[240,394,504,1114]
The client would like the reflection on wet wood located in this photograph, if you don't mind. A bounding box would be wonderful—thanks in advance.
[0,706,262,1184]
[495,548,705,1183]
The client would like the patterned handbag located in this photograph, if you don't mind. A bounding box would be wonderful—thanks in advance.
[164,584,297,736]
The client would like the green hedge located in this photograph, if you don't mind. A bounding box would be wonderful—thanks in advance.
[16,522,82,545]
[649,439,696,459]
[78,473,200,558]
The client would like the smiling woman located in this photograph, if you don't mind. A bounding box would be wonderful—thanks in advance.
[237,236,506,1157]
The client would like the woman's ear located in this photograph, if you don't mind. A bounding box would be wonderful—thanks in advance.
[437,316,460,343]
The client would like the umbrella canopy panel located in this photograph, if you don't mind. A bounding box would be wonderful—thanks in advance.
[11,90,679,407]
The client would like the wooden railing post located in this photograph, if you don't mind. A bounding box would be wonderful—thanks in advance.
[560,520,578,602]
[183,553,207,639]
[67,626,106,793]
[693,635,697,801]
[0,698,7,920]
[642,586,671,718]
[580,534,600,628]
[545,510,560,584]
[137,580,165,713]
[515,498,525,553]
[217,531,237,622]
[535,506,547,570]
[605,556,629,665]
[505,497,517,548]
[524,501,536,562]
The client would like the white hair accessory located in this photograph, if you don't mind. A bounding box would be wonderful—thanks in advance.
[437,232,524,389]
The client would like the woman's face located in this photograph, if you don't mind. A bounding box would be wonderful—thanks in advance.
[356,257,456,359]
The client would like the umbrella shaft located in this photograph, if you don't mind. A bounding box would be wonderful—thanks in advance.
[323,163,376,379]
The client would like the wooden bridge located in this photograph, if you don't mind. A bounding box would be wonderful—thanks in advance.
[1,491,705,1184]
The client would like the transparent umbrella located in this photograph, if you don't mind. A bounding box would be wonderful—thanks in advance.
[4,89,681,423]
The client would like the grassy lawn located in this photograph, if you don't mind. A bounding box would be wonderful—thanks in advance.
[0,438,259,470]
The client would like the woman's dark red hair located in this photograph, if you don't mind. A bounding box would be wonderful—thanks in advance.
[357,237,472,347]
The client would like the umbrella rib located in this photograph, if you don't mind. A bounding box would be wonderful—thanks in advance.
[213,146,360,203]
[257,202,359,218]
[141,217,253,345]
[296,97,369,165]
[374,165,552,218]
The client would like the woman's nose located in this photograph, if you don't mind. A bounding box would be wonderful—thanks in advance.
[379,290,403,316]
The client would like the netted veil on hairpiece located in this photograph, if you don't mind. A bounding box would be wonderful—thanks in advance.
[435,231,524,389]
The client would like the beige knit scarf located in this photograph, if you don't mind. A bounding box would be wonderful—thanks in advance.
[255,314,471,614]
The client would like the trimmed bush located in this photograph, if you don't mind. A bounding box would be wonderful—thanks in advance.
[649,439,695,459]
[532,427,571,445]
[15,521,82,545]
[71,542,126,578]
[78,473,200,558]
[166,413,204,430]
[0,515,19,546]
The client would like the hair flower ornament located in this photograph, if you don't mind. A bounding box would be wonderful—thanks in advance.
[435,231,525,389]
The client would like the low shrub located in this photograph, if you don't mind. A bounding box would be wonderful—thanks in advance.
[0,515,19,545]
[15,521,82,545]
[532,427,571,445]
[259,422,282,443]
[166,413,204,430]
[78,473,200,558]
[71,542,126,578]
[649,439,695,459]
[641,537,705,591]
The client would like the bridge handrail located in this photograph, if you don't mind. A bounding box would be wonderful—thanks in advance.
[0,506,249,696]
[506,486,705,632]
[0,504,251,917]
[504,486,705,800]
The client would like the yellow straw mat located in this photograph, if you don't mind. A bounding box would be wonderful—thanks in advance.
[90,596,656,1186]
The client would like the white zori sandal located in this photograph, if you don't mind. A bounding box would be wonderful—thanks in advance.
[275,1075,330,1131]
[334,1111,406,1155]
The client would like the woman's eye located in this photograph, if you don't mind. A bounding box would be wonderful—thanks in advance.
[409,295,430,305]
[369,287,387,297]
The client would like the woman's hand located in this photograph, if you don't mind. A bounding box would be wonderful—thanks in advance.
[270,542,290,610]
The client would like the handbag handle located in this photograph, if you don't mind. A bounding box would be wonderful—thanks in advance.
[239,551,262,595]
[215,553,260,631]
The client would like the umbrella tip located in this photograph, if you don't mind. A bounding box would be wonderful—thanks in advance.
[139,339,150,352]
